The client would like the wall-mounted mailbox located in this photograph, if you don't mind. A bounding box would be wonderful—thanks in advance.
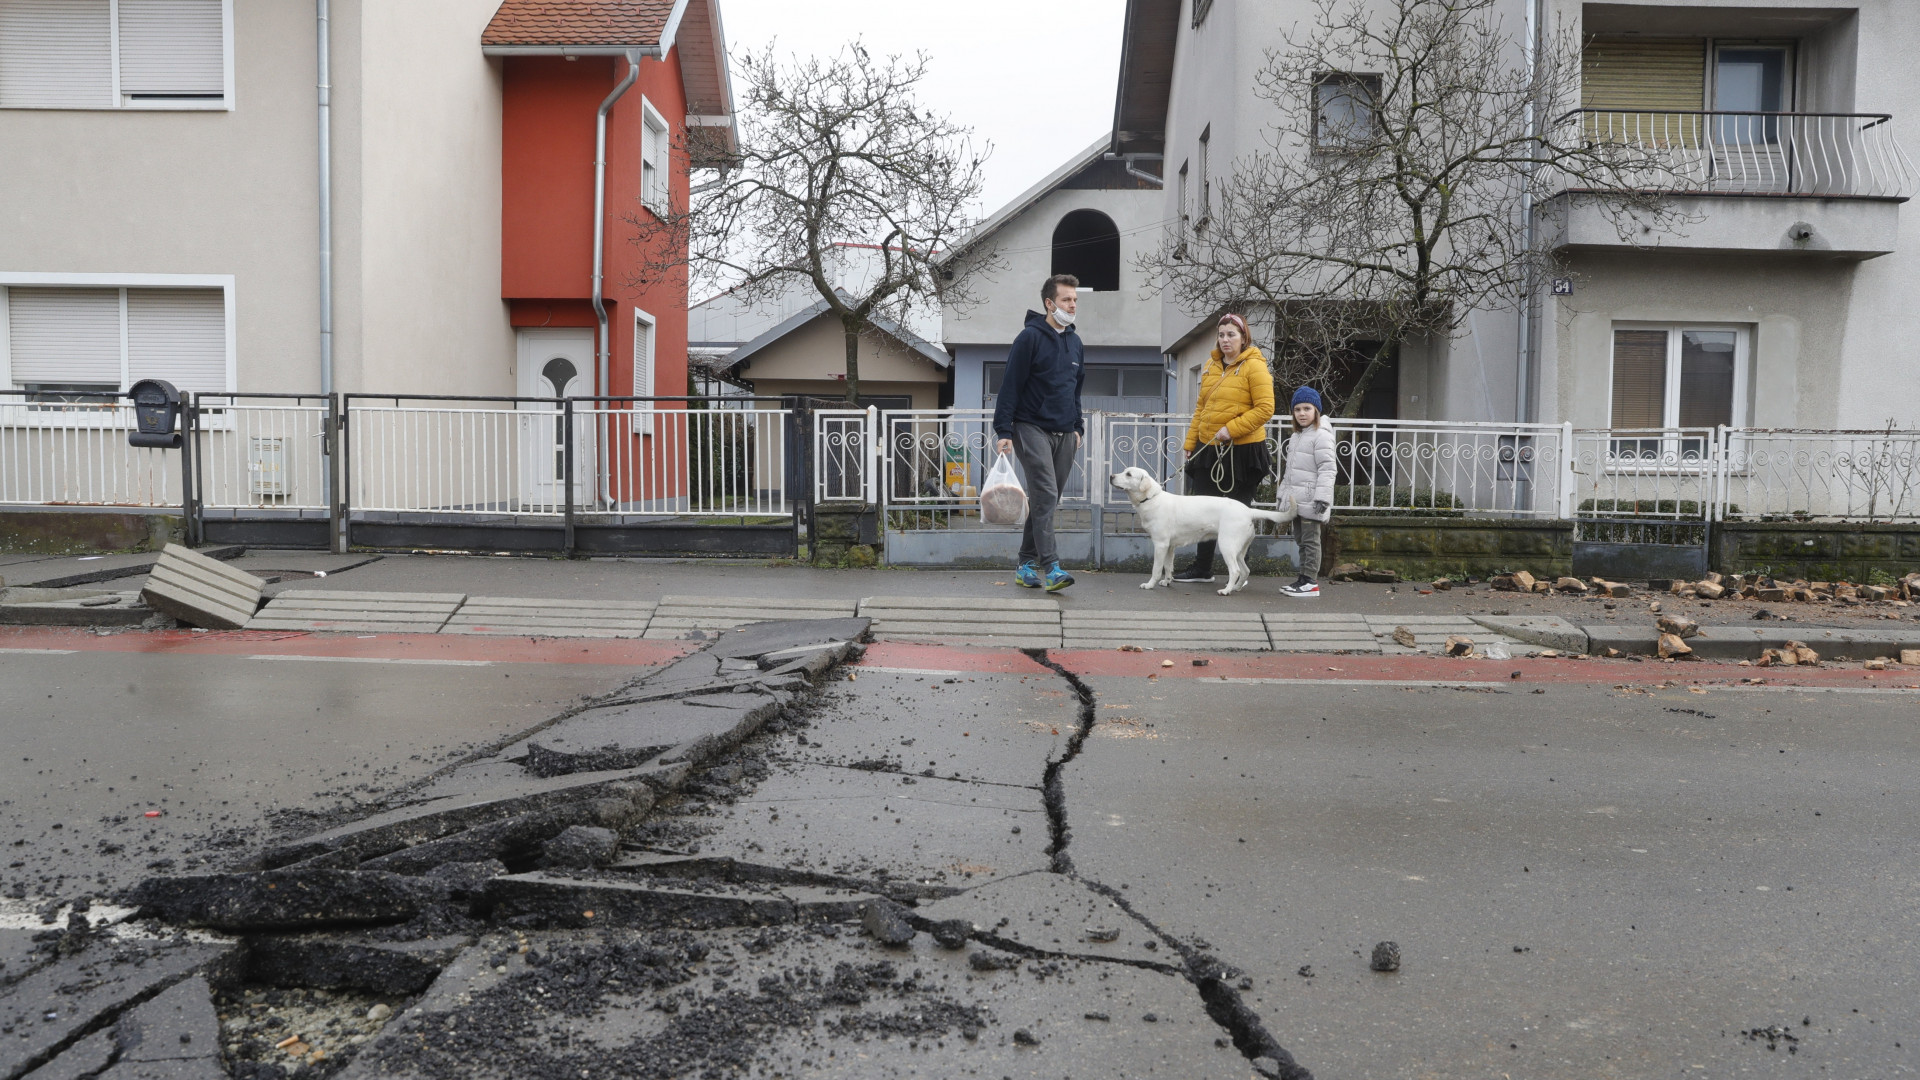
[128,379,183,449]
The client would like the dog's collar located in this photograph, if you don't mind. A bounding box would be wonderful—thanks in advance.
[1135,489,1161,505]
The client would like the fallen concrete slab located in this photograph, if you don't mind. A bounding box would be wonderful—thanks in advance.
[0,940,226,1080]
[245,933,471,995]
[131,870,427,931]
[140,543,265,630]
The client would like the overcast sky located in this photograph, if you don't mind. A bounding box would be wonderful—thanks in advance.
[715,0,1129,216]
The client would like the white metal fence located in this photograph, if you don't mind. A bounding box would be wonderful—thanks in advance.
[342,396,794,521]
[1561,109,1917,198]
[195,395,331,515]
[815,407,878,504]
[7,395,1918,537]
[0,392,176,508]
[1721,428,1920,522]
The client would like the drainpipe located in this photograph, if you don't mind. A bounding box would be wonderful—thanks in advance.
[1102,152,1165,187]
[1516,0,1542,424]
[317,0,338,549]
[592,50,642,507]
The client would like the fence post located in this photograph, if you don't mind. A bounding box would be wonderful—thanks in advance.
[180,394,200,546]
[332,395,349,553]
[864,405,879,506]
[1089,412,1105,568]
[562,397,576,555]
[1558,421,1576,520]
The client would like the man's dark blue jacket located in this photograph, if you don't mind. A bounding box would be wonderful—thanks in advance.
[992,310,1085,439]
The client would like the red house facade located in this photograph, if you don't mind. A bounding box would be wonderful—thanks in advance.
[482,0,735,511]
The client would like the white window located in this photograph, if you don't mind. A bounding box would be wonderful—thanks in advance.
[1609,324,1748,460]
[640,97,669,214]
[632,306,656,433]
[1,279,233,404]
[1314,73,1381,150]
[0,0,231,110]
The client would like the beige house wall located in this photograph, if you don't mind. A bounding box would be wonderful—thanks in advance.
[737,314,947,408]
[354,0,511,397]
[0,0,514,397]
[0,0,324,392]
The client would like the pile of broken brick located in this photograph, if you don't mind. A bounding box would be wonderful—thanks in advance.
[2,618,895,1080]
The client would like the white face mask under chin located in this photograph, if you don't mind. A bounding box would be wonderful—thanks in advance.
[1050,307,1076,327]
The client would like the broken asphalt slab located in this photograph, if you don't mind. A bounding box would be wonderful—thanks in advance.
[0,939,228,1080]
[130,870,430,932]
[245,933,472,995]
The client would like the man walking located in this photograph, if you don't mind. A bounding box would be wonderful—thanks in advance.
[994,274,1084,592]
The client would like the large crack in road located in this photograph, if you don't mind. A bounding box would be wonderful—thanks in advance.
[5,626,1314,1079]
[1025,648,1314,1080]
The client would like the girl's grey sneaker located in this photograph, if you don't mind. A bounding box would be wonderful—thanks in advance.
[1280,576,1320,598]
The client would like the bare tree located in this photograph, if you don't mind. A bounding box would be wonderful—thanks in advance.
[628,44,992,404]
[1142,0,1691,417]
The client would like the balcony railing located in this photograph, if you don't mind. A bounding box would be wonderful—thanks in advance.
[1557,109,1916,199]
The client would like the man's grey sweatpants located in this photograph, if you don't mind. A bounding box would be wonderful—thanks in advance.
[1011,422,1078,568]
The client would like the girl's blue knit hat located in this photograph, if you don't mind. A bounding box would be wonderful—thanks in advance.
[1290,387,1323,412]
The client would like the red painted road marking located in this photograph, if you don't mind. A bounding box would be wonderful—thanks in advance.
[0,626,690,666]
[859,641,1920,690]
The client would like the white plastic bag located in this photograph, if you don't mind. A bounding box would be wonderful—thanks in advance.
[979,451,1028,525]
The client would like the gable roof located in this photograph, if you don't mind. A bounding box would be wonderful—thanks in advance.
[727,295,951,371]
[940,135,1114,264]
[482,1,676,49]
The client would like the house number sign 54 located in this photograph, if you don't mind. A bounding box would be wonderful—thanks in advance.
[1551,278,1574,295]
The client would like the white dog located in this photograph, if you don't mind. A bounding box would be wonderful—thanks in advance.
[1110,467,1298,596]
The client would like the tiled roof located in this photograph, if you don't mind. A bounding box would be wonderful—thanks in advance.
[481,1,675,48]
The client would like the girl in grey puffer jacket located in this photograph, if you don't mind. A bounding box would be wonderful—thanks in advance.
[1277,387,1336,597]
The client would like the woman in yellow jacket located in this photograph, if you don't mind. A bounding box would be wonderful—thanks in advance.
[1174,313,1276,582]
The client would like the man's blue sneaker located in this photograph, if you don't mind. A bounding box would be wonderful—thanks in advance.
[1043,562,1075,592]
[1014,562,1043,589]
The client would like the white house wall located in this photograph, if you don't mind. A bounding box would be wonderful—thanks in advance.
[1537,0,1920,430]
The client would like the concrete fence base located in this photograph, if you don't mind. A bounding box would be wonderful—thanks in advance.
[1330,516,1575,581]
[0,507,185,555]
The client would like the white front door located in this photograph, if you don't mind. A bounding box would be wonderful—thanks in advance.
[516,329,594,508]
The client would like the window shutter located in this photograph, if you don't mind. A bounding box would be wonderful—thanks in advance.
[633,315,655,433]
[1582,37,1706,111]
[128,288,224,393]
[0,0,113,108]
[1609,329,1668,429]
[7,287,121,387]
[117,0,222,98]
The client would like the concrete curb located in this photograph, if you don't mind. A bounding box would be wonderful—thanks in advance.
[1583,623,1920,660]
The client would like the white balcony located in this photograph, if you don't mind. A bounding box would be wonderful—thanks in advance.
[1546,110,1913,260]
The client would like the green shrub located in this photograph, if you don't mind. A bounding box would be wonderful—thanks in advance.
[1335,486,1464,517]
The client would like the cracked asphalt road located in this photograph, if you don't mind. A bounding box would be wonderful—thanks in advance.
[5,627,1920,1080]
